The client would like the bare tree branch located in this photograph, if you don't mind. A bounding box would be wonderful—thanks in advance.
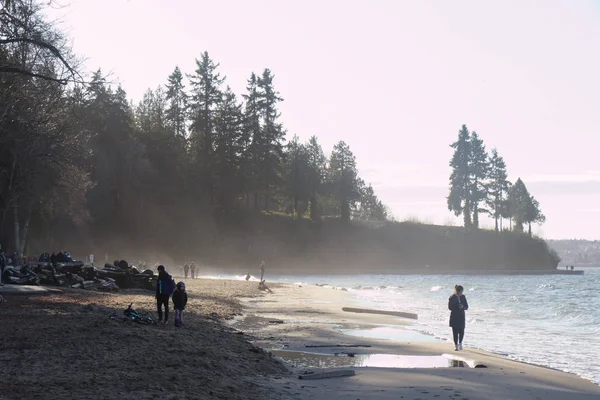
[0,37,78,76]
[0,65,68,83]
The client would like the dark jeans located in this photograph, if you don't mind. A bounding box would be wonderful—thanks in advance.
[157,294,170,321]
[452,327,465,345]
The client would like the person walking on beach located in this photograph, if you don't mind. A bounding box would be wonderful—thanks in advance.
[183,262,189,279]
[172,281,188,327]
[448,284,469,351]
[260,260,265,282]
[190,261,196,279]
[156,265,176,324]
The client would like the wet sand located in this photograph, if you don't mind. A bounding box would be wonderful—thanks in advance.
[231,283,600,400]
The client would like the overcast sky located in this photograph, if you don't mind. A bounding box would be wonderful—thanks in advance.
[50,0,600,240]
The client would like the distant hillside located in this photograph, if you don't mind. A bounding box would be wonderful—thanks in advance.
[52,212,559,274]
[547,239,600,267]
[195,214,560,274]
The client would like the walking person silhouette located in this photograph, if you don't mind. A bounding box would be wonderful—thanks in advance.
[448,284,469,351]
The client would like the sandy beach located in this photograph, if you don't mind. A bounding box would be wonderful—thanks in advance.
[231,282,600,400]
[0,279,288,400]
[2,278,600,400]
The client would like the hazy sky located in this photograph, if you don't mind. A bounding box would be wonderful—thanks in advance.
[50,0,600,240]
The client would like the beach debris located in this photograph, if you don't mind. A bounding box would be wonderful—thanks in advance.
[305,344,372,348]
[109,303,156,325]
[298,369,356,380]
[269,320,285,324]
[2,260,156,292]
[258,280,273,292]
[333,352,356,357]
[341,307,418,320]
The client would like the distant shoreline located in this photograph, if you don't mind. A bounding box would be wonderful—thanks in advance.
[212,268,585,277]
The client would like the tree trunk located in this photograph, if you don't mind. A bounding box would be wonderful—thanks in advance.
[499,217,503,231]
[472,202,479,229]
[528,222,532,237]
[310,185,319,221]
[13,202,20,252]
[310,197,318,221]
[264,184,270,211]
[19,201,33,254]
[0,155,18,233]
[293,195,299,218]
[462,205,471,229]
[494,215,498,232]
[341,198,350,222]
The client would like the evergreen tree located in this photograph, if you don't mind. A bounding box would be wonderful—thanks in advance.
[507,178,530,233]
[305,135,327,221]
[329,141,361,222]
[507,178,545,236]
[188,51,225,204]
[135,87,166,135]
[469,132,489,229]
[525,195,545,237]
[283,135,310,217]
[499,195,513,231]
[241,72,262,210]
[256,68,285,211]
[213,86,244,214]
[356,184,387,221]
[447,125,472,228]
[164,66,188,139]
[486,148,511,231]
[85,78,140,233]
[135,87,187,204]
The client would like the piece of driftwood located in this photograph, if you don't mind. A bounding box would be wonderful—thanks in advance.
[298,369,356,380]
[305,344,371,348]
[341,307,418,320]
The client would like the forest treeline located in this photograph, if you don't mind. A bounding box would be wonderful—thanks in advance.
[0,0,386,256]
[0,0,558,271]
[448,125,545,236]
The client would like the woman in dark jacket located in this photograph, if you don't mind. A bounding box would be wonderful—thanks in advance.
[156,265,175,324]
[448,284,469,351]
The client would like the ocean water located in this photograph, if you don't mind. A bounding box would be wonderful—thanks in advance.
[207,268,600,385]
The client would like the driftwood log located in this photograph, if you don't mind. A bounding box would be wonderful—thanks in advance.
[341,307,418,320]
[298,369,356,380]
[305,344,371,348]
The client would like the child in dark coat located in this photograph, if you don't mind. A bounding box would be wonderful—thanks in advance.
[172,281,188,327]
